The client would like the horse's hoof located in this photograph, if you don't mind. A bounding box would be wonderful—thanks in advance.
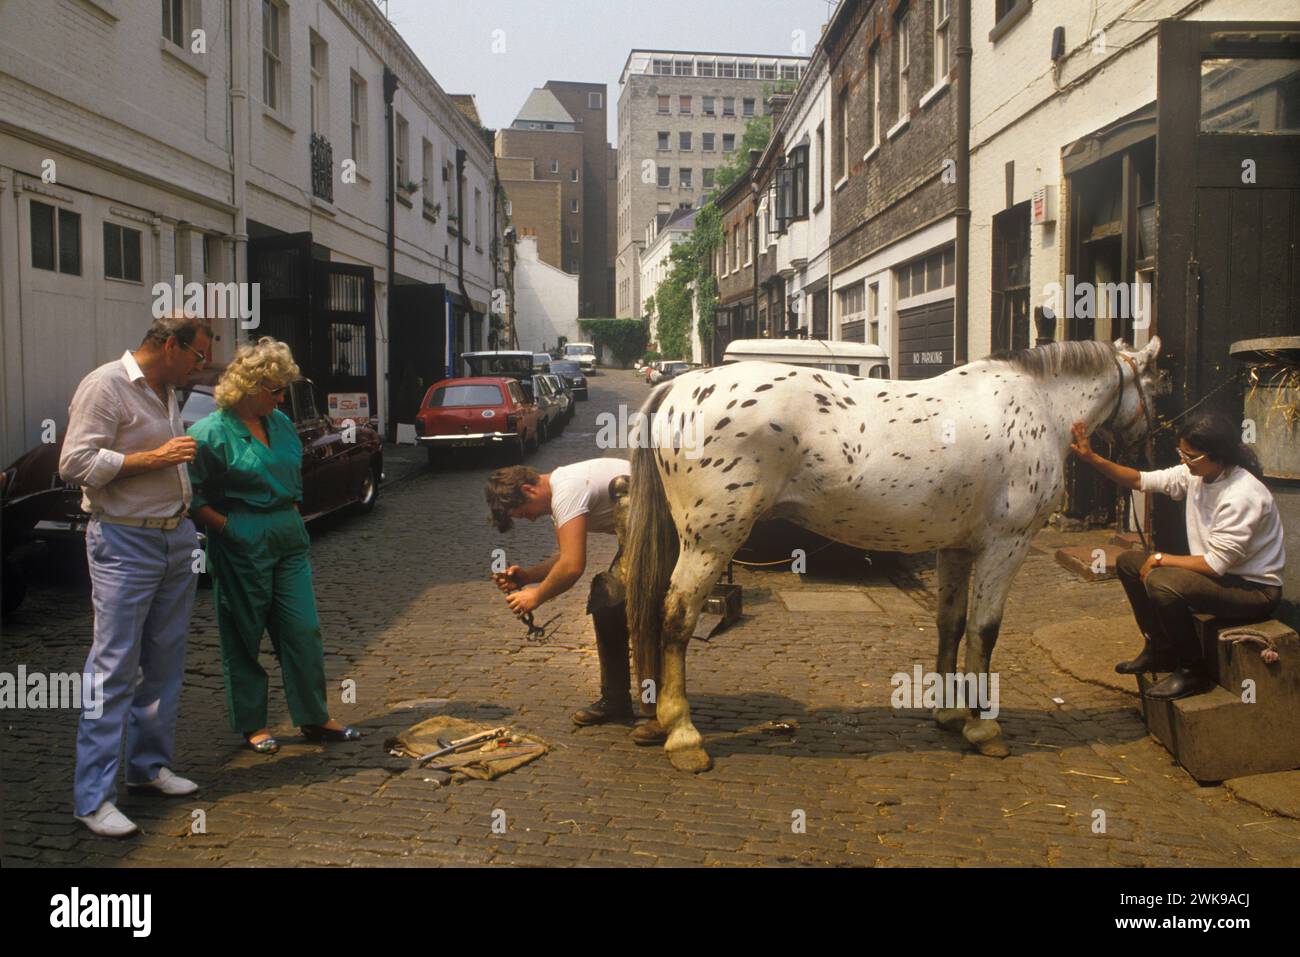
[933,707,969,732]
[668,747,713,773]
[962,718,1009,758]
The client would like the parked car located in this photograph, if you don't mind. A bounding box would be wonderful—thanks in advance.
[548,360,588,400]
[721,339,890,378]
[540,373,574,424]
[416,376,540,465]
[650,361,691,384]
[461,350,537,381]
[562,341,598,373]
[1,375,383,616]
[531,375,567,441]
[532,353,551,374]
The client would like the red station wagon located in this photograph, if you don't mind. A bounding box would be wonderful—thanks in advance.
[415,376,541,465]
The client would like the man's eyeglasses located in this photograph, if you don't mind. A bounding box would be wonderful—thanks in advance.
[181,341,209,364]
[1176,448,1206,465]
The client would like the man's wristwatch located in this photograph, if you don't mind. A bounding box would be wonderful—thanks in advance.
[1152,552,1164,566]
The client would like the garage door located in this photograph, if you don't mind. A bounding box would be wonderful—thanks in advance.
[897,299,954,379]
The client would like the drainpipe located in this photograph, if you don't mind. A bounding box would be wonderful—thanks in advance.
[455,147,471,353]
[954,0,972,365]
[749,150,760,338]
[227,0,249,358]
[383,66,398,440]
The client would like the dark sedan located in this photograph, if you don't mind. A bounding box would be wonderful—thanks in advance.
[548,360,589,400]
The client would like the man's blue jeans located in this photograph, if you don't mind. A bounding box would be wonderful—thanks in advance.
[73,518,198,816]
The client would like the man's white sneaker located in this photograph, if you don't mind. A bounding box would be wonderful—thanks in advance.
[75,801,139,838]
[126,766,199,796]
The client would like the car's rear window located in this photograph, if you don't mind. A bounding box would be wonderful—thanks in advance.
[551,361,581,374]
[428,384,503,408]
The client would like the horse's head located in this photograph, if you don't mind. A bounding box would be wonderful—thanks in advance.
[1107,336,1163,448]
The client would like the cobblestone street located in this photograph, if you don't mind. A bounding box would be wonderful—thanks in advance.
[3,369,1298,867]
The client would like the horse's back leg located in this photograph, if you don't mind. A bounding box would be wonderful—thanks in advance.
[658,546,731,773]
[960,534,1035,757]
[933,547,974,732]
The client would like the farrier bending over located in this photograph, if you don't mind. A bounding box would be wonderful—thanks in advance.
[1070,411,1284,700]
[485,459,666,744]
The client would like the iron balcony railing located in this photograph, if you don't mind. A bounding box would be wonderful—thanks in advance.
[310,132,334,203]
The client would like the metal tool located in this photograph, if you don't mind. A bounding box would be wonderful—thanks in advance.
[416,726,509,765]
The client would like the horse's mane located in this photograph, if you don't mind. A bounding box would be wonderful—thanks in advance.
[983,339,1117,379]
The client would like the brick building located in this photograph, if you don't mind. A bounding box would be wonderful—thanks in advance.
[615,49,809,320]
[824,0,963,381]
[495,81,613,317]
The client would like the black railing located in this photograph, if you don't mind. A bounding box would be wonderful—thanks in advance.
[310,132,333,203]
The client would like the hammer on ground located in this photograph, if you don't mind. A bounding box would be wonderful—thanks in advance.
[416,727,510,765]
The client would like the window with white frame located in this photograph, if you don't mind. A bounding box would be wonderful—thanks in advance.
[658,131,670,150]
[657,166,670,188]
[674,59,693,76]
[781,64,799,81]
[871,45,882,146]
[350,74,366,165]
[838,281,866,324]
[588,91,602,109]
[475,188,482,245]
[549,159,559,174]
[896,8,910,120]
[719,61,736,78]
[679,131,692,151]
[934,0,952,86]
[680,168,693,189]
[703,168,715,189]
[702,132,715,152]
[698,61,716,77]
[738,62,756,79]
[760,63,777,80]
[309,32,328,135]
[658,95,671,114]
[744,214,753,264]
[504,199,512,217]
[723,97,736,116]
[421,139,434,199]
[653,58,672,75]
[722,133,735,152]
[571,168,579,182]
[680,95,692,114]
[815,123,825,206]
[703,96,715,115]
[29,201,81,275]
[743,97,756,117]
[162,0,186,47]
[569,227,579,243]
[570,198,579,213]
[837,90,849,180]
[262,0,284,111]
[867,282,880,344]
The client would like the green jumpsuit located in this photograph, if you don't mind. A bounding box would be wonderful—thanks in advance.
[187,408,329,733]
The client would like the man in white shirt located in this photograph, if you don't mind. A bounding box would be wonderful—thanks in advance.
[59,314,213,837]
[486,459,665,743]
[1070,413,1284,699]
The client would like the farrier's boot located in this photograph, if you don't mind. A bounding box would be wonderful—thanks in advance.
[572,597,635,726]
[1115,638,1176,675]
[630,709,667,746]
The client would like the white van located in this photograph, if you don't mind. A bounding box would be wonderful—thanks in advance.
[562,341,597,373]
[721,339,890,378]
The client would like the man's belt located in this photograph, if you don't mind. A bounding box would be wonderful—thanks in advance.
[94,514,186,530]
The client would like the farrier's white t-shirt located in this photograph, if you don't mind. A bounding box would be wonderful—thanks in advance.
[1140,463,1285,587]
[550,458,631,535]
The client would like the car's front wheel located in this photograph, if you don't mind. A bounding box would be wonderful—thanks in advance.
[355,462,381,514]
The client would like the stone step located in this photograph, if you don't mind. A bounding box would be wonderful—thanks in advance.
[1194,615,1299,695]
[1109,532,1145,549]
[1054,543,1141,582]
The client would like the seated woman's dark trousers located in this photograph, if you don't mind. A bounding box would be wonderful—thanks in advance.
[1115,550,1281,669]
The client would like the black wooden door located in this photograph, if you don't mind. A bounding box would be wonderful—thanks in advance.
[390,283,447,438]
[1155,21,1300,548]
[247,232,312,363]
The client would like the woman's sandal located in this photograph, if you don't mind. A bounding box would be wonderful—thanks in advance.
[244,732,279,754]
[301,723,361,743]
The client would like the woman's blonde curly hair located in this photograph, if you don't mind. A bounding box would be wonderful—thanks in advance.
[214,337,301,409]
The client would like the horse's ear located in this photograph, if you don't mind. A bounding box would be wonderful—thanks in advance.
[1140,336,1161,368]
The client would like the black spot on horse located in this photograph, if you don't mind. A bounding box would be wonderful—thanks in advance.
[741,399,758,408]
[754,384,774,393]
[769,422,783,432]
[715,417,731,430]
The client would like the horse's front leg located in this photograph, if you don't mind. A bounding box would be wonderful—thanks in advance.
[657,548,728,773]
[933,548,974,732]
[960,535,1034,757]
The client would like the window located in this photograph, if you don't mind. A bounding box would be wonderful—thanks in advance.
[569,227,579,243]
[781,64,799,81]
[934,0,952,86]
[743,98,756,117]
[744,214,753,264]
[780,145,809,222]
[475,188,482,245]
[896,8,910,120]
[658,131,670,150]
[838,281,866,321]
[703,168,715,189]
[504,199,512,217]
[570,198,580,213]
[815,123,825,207]
[395,113,409,186]
[550,159,560,174]
[658,95,671,114]
[897,247,955,299]
[719,61,736,78]
[738,62,756,79]
[571,168,579,182]
[104,222,143,282]
[588,91,603,109]
[262,0,282,111]
[30,201,81,275]
[760,63,777,80]
[657,166,670,188]
[679,131,692,151]
[309,32,328,135]
[723,97,736,116]
[702,132,715,152]
[835,89,849,181]
[161,0,185,47]
[422,139,434,196]
[698,61,716,77]
[703,96,715,115]
[867,283,880,345]
[350,74,366,165]
[674,59,693,76]
[679,95,692,114]
[871,46,882,147]
[680,168,693,189]
[722,133,736,152]
[653,59,673,75]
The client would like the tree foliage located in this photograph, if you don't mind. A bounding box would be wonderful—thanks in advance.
[577,318,647,368]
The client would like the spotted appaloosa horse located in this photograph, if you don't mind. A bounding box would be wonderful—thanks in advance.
[623,337,1162,772]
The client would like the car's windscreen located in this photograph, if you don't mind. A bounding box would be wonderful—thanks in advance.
[428,384,503,407]
[565,346,595,355]
[551,361,581,374]
[181,389,218,425]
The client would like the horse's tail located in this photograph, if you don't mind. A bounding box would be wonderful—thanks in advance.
[625,383,679,690]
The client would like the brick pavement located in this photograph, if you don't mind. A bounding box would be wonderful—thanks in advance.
[3,369,1298,867]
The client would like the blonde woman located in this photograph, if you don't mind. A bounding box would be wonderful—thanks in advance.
[186,338,359,753]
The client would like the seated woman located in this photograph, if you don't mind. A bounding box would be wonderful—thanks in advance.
[187,337,359,753]
[1071,411,1285,700]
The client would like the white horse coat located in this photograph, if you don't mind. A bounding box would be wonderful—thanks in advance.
[623,338,1161,772]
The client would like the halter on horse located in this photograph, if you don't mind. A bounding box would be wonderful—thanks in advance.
[623,337,1162,773]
